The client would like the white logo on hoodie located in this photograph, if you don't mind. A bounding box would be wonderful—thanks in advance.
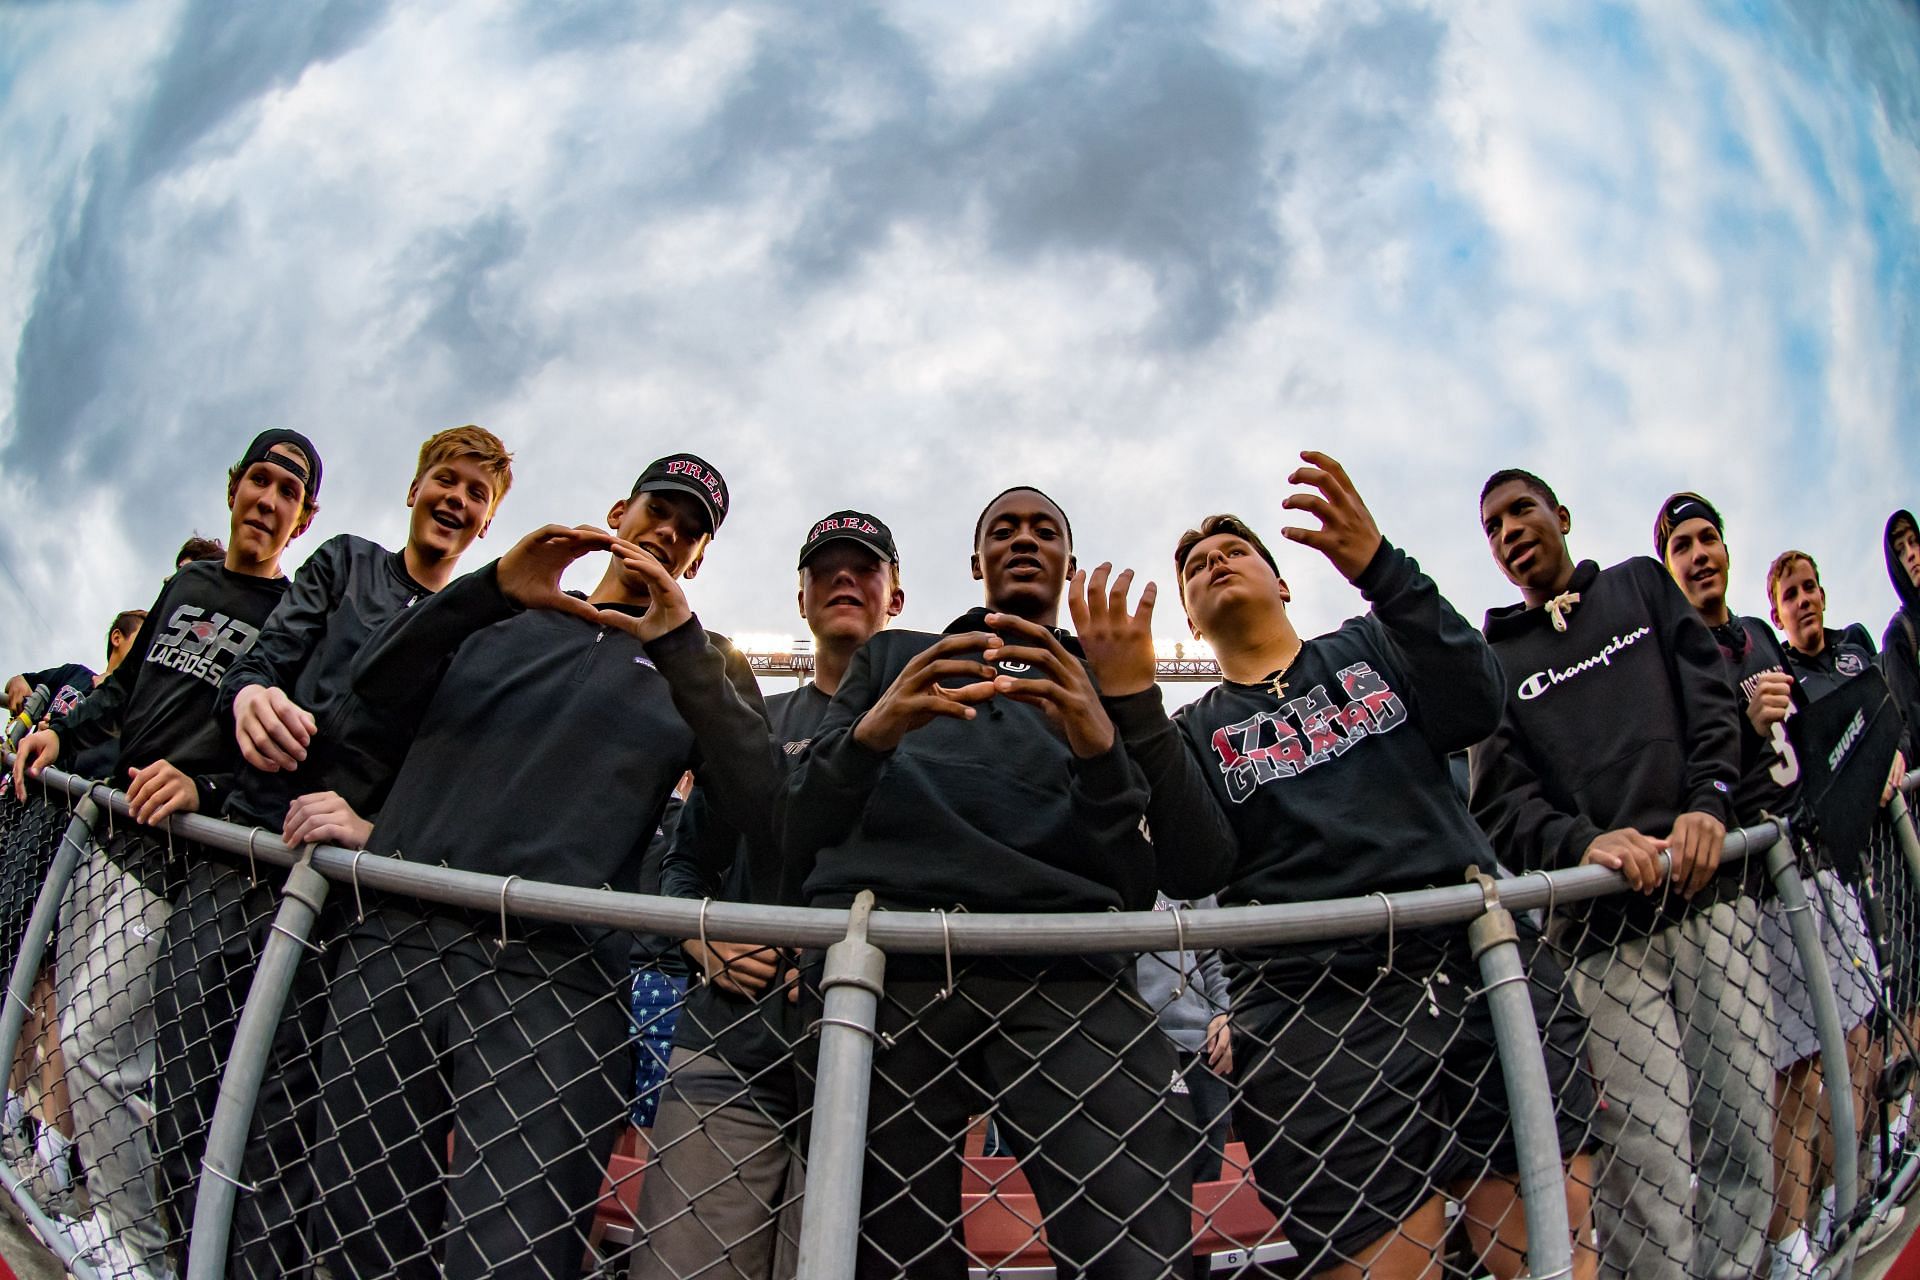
[1517,627,1652,701]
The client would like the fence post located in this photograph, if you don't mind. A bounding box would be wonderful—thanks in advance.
[0,792,100,1266]
[1464,868,1574,1279]
[1763,833,1858,1280]
[184,851,330,1280]
[1887,791,1920,889]
[796,890,884,1280]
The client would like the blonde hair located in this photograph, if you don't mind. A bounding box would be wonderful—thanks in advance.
[414,425,513,515]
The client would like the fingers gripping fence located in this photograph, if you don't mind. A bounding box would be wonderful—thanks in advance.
[0,765,1913,1277]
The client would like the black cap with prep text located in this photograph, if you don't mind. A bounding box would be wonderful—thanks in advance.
[798,510,897,570]
[631,453,729,535]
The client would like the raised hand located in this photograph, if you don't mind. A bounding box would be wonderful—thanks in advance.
[852,634,999,753]
[1280,451,1384,582]
[497,525,615,624]
[1745,671,1793,734]
[1069,564,1159,699]
[983,613,1118,759]
[593,538,695,642]
[233,683,317,772]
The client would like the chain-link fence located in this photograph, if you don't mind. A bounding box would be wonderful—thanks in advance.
[0,760,1914,1279]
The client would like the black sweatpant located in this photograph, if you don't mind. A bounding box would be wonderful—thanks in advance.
[305,909,631,1279]
[153,860,336,1279]
[819,962,1194,1280]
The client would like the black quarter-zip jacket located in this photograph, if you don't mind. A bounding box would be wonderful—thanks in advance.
[1471,558,1742,951]
[1104,542,1504,987]
[57,561,289,804]
[348,561,779,986]
[216,534,433,829]
[784,607,1156,917]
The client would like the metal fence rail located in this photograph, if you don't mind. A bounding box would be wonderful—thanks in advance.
[0,762,1910,1278]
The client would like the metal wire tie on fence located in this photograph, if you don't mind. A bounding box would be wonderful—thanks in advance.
[1370,891,1395,976]
[933,907,956,1002]
[202,1163,261,1195]
[1466,971,1529,1002]
[1171,903,1190,998]
[696,897,713,983]
[349,849,369,922]
[246,826,263,884]
[808,1016,894,1048]
[1528,868,1557,920]
[498,874,519,946]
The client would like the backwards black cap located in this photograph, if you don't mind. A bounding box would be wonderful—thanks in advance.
[1654,491,1722,556]
[798,510,897,570]
[235,429,322,505]
[631,453,728,536]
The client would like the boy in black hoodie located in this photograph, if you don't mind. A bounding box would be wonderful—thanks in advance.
[1081,452,1596,1279]
[304,454,780,1280]
[1473,470,1770,1280]
[632,509,904,1280]
[152,425,513,1277]
[1881,512,1920,743]
[1659,498,1880,1270]
[783,486,1190,1280]
[13,429,319,1276]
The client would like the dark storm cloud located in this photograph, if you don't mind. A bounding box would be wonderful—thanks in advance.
[649,1,1447,348]
[393,207,553,407]
[6,0,392,490]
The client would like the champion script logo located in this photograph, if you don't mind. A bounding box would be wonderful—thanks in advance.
[1209,661,1408,804]
[1517,626,1652,701]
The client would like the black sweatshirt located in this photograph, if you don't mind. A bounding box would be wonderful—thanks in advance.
[662,682,829,1123]
[1471,558,1742,950]
[1105,543,1503,991]
[349,562,779,987]
[1881,510,1920,748]
[22,663,97,722]
[216,534,432,829]
[784,607,1156,915]
[1708,616,1801,827]
[57,561,289,806]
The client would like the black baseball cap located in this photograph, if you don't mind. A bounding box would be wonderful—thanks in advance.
[235,429,322,505]
[630,453,729,535]
[798,510,897,570]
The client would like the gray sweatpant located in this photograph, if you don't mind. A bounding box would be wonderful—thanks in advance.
[55,834,171,1270]
[1567,896,1776,1280]
[630,1046,803,1280]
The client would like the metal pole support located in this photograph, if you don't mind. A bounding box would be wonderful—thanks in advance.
[1465,868,1575,1280]
[1887,792,1920,891]
[0,795,100,1268]
[796,891,885,1280]
[1764,836,1859,1280]
[186,854,331,1280]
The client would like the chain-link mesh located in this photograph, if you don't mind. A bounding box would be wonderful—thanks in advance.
[0,778,1917,1279]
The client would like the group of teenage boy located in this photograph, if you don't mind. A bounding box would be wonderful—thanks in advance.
[2,424,1918,1280]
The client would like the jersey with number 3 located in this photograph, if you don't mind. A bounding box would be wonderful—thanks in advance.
[1710,616,1801,825]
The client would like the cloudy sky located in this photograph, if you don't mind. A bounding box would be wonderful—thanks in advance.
[2,0,1918,690]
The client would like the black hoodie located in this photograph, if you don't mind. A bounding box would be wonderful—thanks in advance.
[1471,558,1742,951]
[783,607,1156,916]
[1881,510,1920,744]
[216,534,433,830]
[1106,541,1504,904]
[348,562,779,988]
[57,560,290,805]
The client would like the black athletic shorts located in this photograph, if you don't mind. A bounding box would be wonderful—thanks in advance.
[1228,930,1595,1268]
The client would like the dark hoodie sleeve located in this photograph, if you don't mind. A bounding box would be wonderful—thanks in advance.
[780,640,889,901]
[1638,560,1739,824]
[1847,624,1917,763]
[1883,612,1920,747]
[644,622,780,886]
[56,579,170,763]
[659,789,726,901]
[216,535,344,719]
[349,560,517,744]
[1469,712,1606,872]
[1103,686,1241,899]
[1065,738,1160,911]
[1354,541,1505,753]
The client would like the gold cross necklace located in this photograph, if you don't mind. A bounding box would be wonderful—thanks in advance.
[1267,638,1305,700]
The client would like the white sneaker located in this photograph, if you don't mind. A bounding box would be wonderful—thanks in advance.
[1769,1230,1817,1280]
[1861,1203,1907,1253]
